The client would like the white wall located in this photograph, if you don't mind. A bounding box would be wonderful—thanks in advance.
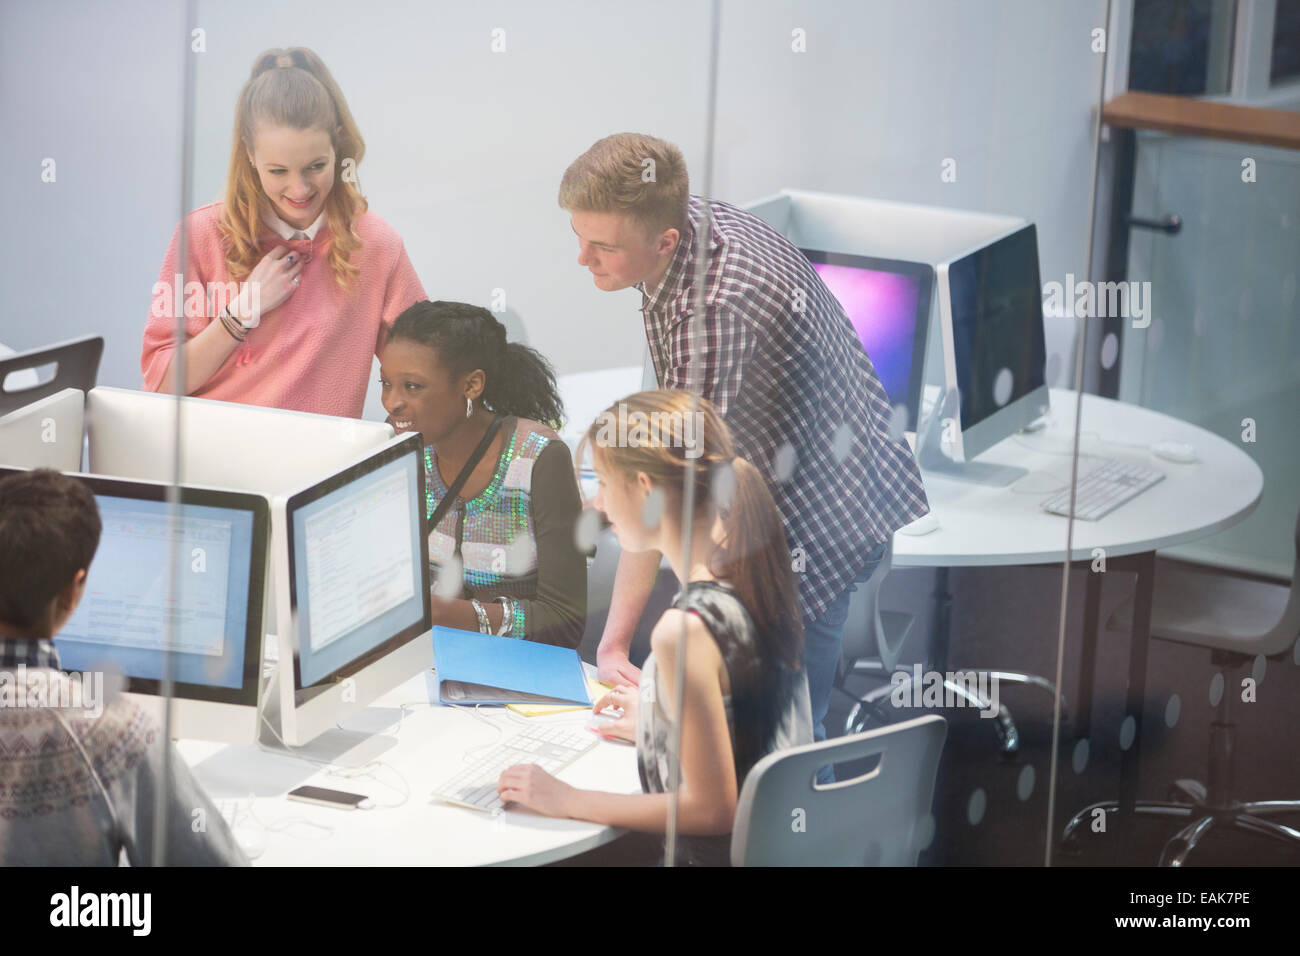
[2,0,1108,423]
[0,0,187,393]
[710,0,1108,383]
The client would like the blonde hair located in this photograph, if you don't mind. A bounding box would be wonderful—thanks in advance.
[578,389,802,663]
[579,389,803,775]
[557,133,690,238]
[219,47,367,289]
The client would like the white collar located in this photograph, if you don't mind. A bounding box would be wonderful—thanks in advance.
[261,206,326,241]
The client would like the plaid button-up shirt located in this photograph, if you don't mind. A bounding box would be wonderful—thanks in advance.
[636,195,930,620]
[0,637,61,670]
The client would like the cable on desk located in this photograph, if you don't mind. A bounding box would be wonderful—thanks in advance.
[248,804,336,840]
[388,700,433,740]
[448,703,511,762]
[1012,429,1151,458]
[1008,471,1075,495]
[348,760,411,810]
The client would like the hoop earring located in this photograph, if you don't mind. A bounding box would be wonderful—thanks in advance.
[466,397,473,419]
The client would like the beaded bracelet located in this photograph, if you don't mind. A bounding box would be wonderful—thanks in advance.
[219,306,246,342]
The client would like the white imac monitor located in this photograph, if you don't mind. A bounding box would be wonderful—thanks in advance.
[0,467,271,743]
[268,432,431,749]
[0,387,84,471]
[85,386,394,495]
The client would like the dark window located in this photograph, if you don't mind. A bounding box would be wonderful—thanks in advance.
[1272,0,1300,82]
[1129,0,1235,96]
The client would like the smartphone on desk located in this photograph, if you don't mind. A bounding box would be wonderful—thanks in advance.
[287,785,372,811]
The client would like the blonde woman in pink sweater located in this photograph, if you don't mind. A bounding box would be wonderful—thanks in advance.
[141,47,426,418]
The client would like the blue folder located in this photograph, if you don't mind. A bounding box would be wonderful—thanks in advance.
[430,626,589,706]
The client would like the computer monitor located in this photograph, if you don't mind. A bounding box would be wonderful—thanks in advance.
[0,466,270,743]
[0,387,84,471]
[86,386,394,495]
[925,224,1050,483]
[800,250,933,429]
[267,432,431,749]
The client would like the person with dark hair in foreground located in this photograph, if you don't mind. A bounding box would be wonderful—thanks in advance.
[0,469,246,866]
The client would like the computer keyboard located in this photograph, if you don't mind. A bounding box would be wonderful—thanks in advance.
[431,724,597,813]
[1040,457,1164,521]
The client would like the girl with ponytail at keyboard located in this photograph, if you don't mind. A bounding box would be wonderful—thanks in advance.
[141,47,425,416]
[497,390,812,866]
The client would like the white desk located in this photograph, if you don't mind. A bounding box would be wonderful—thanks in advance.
[888,388,1263,858]
[894,389,1263,567]
[179,670,641,866]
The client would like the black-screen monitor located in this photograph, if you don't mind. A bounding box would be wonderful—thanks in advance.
[937,223,1049,462]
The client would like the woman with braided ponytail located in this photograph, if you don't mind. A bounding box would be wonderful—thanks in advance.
[497,390,812,866]
[379,300,585,648]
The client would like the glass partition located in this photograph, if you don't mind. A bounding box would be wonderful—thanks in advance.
[23,0,1296,874]
[0,0,191,866]
[665,0,1111,866]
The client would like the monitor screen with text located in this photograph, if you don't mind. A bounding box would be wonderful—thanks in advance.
[57,495,255,690]
[289,448,425,688]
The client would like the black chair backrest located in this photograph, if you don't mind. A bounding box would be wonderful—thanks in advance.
[0,336,104,417]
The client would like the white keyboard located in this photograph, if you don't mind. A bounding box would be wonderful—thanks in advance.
[1040,458,1165,521]
[432,724,597,813]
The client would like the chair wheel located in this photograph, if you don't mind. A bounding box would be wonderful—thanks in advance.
[846,701,894,736]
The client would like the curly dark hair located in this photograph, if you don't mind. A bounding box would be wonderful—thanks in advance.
[388,301,564,429]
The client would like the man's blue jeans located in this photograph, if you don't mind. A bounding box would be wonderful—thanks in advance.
[802,541,888,779]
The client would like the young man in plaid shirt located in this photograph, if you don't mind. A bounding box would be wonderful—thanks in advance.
[559,133,930,749]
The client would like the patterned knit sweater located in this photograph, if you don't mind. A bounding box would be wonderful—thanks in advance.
[0,647,246,865]
[141,201,427,418]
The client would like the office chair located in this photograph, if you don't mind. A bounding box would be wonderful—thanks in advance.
[1061,508,1300,865]
[835,538,1062,753]
[731,714,946,866]
[0,335,103,417]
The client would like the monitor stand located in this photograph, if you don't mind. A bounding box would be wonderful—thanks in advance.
[258,670,398,768]
[915,387,1028,488]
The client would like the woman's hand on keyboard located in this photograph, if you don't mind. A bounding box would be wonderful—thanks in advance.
[592,685,637,742]
[498,764,574,818]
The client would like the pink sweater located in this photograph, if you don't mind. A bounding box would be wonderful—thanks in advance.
[141,202,427,418]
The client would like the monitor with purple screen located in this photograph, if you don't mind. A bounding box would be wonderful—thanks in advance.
[801,249,934,429]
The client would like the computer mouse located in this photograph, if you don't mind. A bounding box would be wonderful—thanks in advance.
[232,823,267,860]
[898,513,940,536]
[1152,440,1198,464]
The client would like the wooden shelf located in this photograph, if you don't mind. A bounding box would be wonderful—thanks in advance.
[1102,91,1300,151]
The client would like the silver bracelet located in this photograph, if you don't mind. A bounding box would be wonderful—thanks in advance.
[470,598,490,634]
[495,597,513,636]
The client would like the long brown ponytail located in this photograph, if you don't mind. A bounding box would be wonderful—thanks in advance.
[580,390,803,763]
